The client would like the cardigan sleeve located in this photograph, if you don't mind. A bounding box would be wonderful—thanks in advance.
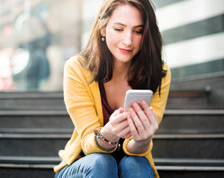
[63,56,116,155]
[122,65,171,156]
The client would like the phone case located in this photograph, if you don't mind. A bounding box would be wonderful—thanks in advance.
[124,90,153,110]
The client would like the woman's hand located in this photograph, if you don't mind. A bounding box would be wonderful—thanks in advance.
[127,100,158,153]
[101,108,131,142]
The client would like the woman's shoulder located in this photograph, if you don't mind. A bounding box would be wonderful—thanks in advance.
[64,54,91,80]
[65,54,86,69]
[162,62,170,71]
[163,63,171,75]
[162,63,171,82]
[64,55,89,75]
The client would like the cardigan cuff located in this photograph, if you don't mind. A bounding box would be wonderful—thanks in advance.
[122,138,153,156]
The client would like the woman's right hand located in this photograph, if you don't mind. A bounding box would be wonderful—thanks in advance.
[101,108,132,142]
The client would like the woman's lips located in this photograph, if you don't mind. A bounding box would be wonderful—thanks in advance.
[119,48,132,53]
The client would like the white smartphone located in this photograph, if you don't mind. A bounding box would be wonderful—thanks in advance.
[124,89,153,111]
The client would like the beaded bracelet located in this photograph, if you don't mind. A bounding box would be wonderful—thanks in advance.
[94,135,115,151]
[94,129,119,148]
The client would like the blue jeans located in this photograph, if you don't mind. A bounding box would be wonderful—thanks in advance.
[55,153,154,178]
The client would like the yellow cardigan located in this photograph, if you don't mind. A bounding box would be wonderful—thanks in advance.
[54,55,171,178]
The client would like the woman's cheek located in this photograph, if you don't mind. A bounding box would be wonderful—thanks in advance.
[137,36,143,46]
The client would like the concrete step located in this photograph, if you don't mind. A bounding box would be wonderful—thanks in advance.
[156,158,224,178]
[159,109,224,134]
[1,109,223,131]
[0,110,72,129]
[167,89,213,109]
[2,156,223,167]
[152,134,224,159]
[0,156,56,178]
[0,134,70,156]
[0,128,73,134]
[155,158,224,167]
[0,89,215,110]
[158,166,224,178]
[0,156,224,178]
[0,92,65,110]
[0,156,60,164]
[0,133,223,159]
[170,72,224,110]
[0,167,55,178]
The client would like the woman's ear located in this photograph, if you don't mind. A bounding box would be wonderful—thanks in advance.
[100,27,106,37]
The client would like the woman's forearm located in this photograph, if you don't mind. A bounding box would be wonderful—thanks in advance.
[127,138,151,154]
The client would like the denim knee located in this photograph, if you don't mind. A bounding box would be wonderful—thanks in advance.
[88,153,117,171]
[55,153,118,178]
[84,153,118,178]
[119,156,154,178]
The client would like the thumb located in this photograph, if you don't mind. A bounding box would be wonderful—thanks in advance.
[119,107,124,113]
[112,107,124,116]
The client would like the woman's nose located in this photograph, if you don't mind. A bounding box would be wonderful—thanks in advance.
[122,31,132,46]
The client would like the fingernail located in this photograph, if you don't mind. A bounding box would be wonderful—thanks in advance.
[119,107,124,113]
[133,103,138,107]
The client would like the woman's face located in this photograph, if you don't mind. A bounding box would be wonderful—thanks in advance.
[101,4,143,64]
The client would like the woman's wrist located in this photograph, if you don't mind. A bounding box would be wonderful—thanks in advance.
[94,133,116,151]
[127,138,151,154]
[100,124,120,142]
[94,128,119,151]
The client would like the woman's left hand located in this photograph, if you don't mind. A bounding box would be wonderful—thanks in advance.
[127,100,159,144]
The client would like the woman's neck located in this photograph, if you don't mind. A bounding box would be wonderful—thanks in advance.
[112,60,131,82]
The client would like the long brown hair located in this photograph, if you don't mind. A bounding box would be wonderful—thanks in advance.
[80,0,166,93]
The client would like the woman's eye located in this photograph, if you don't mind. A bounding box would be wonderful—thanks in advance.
[134,30,143,34]
[114,28,123,32]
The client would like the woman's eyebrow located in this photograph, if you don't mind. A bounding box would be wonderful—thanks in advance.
[113,22,144,28]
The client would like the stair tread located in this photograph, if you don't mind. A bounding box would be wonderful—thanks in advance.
[0,128,73,134]
[0,110,67,115]
[1,128,223,135]
[155,158,224,164]
[156,166,224,171]
[0,156,60,163]
[165,109,224,115]
[0,92,63,99]
[1,156,223,163]
[0,133,223,139]
[0,90,209,98]
[0,133,71,139]
[0,109,223,115]
[0,156,224,170]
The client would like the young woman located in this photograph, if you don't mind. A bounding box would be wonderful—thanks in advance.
[54,0,171,177]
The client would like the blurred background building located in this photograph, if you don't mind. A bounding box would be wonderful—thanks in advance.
[0,0,223,91]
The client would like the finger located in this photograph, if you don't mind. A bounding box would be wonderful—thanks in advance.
[148,107,159,130]
[112,120,129,134]
[123,132,132,139]
[132,102,151,130]
[141,101,158,125]
[129,107,146,135]
[111,108,122,116]
[129,105,145,132]
[127,114,138,138]
[150,107,158,122]
[146,107,158,128]
[117,126,131,138]
[141,100,149,110]
[133,103,158,139]
[110,112,128,124]
[141,103,158,133]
